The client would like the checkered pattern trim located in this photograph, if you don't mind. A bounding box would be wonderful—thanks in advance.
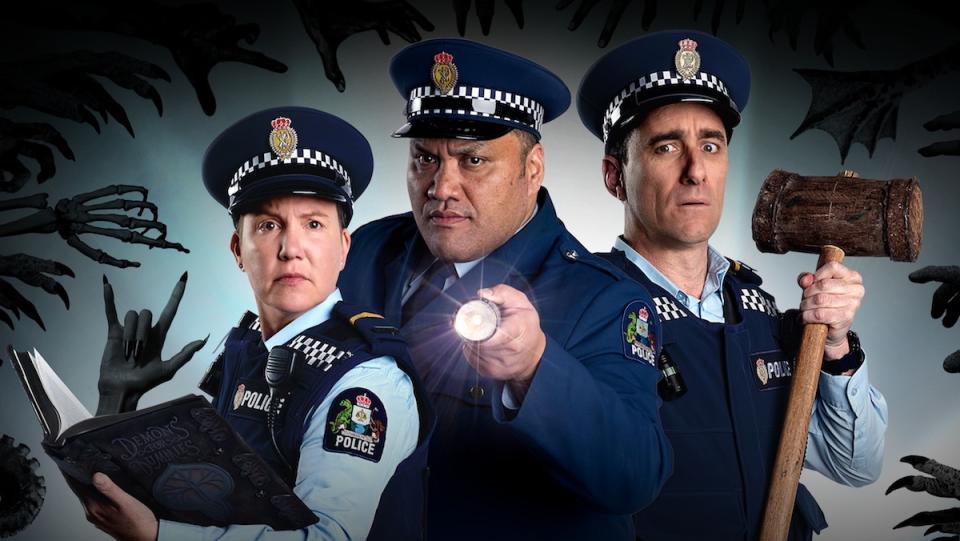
[228,148,352,199]
[288,335,352,371]
[653,296,687,321]
[740,288,778,316]
[603,70,730,140]
[408,85,545,132]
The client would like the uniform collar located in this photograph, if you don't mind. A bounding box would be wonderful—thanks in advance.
[612,236,730,301]
[263,288,342,350]
[451,203,539,278]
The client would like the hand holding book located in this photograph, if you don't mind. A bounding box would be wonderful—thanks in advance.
[84,472,159,541]
[8,348,318,530]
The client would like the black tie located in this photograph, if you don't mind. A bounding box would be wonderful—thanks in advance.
[402,261,457,324]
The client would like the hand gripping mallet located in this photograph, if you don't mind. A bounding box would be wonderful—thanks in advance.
[752,169,923,541]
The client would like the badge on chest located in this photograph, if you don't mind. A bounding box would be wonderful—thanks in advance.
[230,379,286,420]
[750,350,794,391]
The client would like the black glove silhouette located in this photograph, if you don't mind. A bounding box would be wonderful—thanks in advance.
[293,0,434,92]
[5,1,285,116]
[453,0,524,36]
[0,51,168,136]
[0,253,73,331]
[765,0,867,67]
[556,0,651,48]
[97,272,207,415]
[0,118,75,193]
[909,266,960,372]
[919,111,960,157]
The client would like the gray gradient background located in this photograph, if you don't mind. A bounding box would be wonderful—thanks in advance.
[1,1,958,539]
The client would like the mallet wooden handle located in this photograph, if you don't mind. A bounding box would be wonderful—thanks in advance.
[759,245,845,541]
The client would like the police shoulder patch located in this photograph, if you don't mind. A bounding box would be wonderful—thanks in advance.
[622,300,658,366]
[323,387,387,462]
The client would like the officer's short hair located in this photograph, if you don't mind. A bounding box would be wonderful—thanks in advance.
[604,127,634,167]
[513,129,538,165]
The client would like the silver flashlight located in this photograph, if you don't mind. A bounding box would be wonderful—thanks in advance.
[454,298,501,342]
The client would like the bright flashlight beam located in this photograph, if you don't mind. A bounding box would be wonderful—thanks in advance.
[454,299,500,342]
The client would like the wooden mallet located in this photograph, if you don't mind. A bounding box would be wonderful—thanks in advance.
[751,169,923,541]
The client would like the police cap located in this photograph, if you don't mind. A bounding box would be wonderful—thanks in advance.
[390,38,570,141]
[577,30,750,142]
[202,106,373,224]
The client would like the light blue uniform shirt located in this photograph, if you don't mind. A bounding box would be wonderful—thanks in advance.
[614,238,888,486]
[159,289,419,541]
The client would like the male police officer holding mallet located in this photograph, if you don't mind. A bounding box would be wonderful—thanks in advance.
[577,31,888,540]
[81,106,433,541]
[338,38,672,541]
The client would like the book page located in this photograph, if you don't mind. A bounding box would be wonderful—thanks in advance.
[10,348,92,440]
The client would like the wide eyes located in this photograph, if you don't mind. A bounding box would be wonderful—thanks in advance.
[654,143,678,154]
[653,142,723,154]
[702,142,720,153]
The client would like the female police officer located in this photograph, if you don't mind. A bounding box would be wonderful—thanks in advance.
[82,107,432,541]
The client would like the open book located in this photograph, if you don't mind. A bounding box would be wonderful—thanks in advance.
[7,347,318,530]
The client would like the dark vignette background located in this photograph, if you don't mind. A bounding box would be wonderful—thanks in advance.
[1,1,958,539]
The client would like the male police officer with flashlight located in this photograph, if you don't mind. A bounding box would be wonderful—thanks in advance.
[338,39,672,541]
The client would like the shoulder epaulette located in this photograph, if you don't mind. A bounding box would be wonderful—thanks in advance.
[558,242,621,281]
[332,302,404,348]
[726,258,763,285]
[237,311,259,330]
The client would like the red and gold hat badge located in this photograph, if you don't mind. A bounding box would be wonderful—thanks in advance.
[431,51,458,95]
[674,38,701,81]
[269,116,298,160]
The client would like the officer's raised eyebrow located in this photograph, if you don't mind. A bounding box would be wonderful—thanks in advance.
[645,128,726,148]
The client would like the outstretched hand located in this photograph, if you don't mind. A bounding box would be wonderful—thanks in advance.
[556,0,648,48]
[909,266,960,373]
[0,118,75,193]
[453,0,524,36]
[919,110,960,157]
[293,0,433,92]
[462,285,546,403]
[97,272,207,415]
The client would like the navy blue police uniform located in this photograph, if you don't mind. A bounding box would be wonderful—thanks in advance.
[196,107,434,541]
[579,31,882,541]
[338,38,673,541]
[602,250,828,540]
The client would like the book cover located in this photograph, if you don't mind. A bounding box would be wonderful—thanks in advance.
[7,347,318,531]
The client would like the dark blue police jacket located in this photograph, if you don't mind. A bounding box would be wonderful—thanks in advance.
[339,189,672,541]
[211,302,434,541]
[599,249,828,541]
